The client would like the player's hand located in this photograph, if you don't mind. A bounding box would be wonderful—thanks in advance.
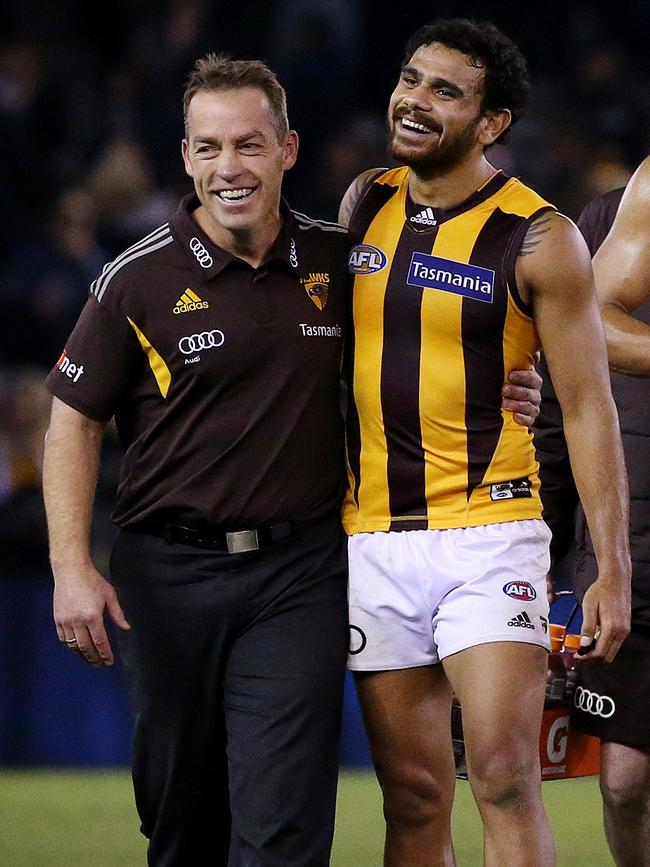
[501,365,542,428]
[578,574,631,663]
[53,565,130,667]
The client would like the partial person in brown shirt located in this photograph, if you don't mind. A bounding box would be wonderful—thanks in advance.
[537,162,650,867]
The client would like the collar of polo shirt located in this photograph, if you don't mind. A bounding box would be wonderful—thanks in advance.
[172,194,299,280]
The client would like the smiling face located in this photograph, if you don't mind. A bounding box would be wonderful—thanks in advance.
[388,42,491,175]
[182,87,298,250]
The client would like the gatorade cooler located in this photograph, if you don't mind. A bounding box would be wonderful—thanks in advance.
[539,705,601,780]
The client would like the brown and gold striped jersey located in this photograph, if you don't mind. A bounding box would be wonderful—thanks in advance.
[342,166,555,534]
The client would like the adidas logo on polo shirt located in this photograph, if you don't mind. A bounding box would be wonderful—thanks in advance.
[173,289,209,314]
[410,207,437,227]
[507,611,535,629]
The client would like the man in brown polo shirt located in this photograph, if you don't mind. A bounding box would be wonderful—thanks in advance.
[43,55,351,867]
[42,53,542,867]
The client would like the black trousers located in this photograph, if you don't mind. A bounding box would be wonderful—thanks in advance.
[110,516,349,867]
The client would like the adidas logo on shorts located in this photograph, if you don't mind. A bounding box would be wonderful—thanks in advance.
[409,207,437,226]
[507,611,535,629]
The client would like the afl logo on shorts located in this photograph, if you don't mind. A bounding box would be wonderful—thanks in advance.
[348,625,367,655]
[348,244,387,275]
[503,580,537,601]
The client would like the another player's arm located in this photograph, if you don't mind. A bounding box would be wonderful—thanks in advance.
[518,212,631,661]
[43,397,130,666]
[592,156,650,375]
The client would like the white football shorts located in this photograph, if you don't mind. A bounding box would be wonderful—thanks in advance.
[347,519,551,670]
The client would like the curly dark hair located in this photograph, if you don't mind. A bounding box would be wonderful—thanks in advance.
[402,18,529,144]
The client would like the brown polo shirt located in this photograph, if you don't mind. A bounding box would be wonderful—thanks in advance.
[46,194,350,530]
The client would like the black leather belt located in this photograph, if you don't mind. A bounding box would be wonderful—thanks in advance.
[155,521,295,554]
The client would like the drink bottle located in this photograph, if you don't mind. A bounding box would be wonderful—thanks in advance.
[545,623,566,703]
[562,633,582,702]
[451,698,467,779]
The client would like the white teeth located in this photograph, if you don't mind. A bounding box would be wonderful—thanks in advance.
[402,118,429,133]
[217,188,254,200]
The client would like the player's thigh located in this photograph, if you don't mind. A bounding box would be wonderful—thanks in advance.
[355,665,456,791]
[443,641,547,774]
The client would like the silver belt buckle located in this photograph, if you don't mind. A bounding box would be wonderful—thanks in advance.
[226,529,259,554]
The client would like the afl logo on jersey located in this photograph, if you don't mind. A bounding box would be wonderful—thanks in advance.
[503,580,537,602]
[348,244,387,275]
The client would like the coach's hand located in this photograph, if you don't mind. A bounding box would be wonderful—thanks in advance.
[578,574,630,663]
[502,365,542,428]
[53,565,130,667]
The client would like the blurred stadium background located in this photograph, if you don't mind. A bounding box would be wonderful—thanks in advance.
[1,0,647,863]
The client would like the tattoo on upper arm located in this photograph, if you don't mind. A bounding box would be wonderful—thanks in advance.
[339,175,370,227]
[518,214,553,257]
[338,188,356,228]
[339,168,387,228]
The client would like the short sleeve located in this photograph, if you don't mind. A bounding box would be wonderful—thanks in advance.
[46,294,139,421]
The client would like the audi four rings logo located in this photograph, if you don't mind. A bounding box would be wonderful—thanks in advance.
[189,237,213,268]
[178,330,225,354]
[574,686,616,719]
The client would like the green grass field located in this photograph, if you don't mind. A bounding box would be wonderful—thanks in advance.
[0,770,613,865]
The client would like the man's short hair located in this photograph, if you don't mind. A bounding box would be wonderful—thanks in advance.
[183,54,289,142]
[403,18,529,144]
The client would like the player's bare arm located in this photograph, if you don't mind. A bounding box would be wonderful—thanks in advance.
[592,155,650,376]
[42,397,130,666]
[517,211,631,662]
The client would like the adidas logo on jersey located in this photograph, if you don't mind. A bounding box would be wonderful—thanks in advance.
[507,611,535,629]
[410,207,437,226]
[173,288,209,314]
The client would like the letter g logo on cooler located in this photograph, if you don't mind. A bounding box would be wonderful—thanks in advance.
[574,687,616,719]
[546,714,569,764]
[178,330,225,354]
[189,237,213,268]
